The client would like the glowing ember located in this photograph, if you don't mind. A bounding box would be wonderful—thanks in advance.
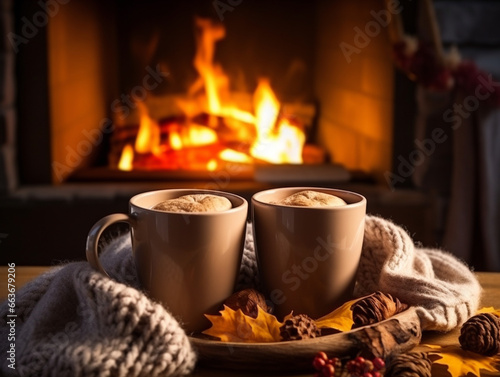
[207,159,218,171]
[219,149,253,164]
[117,18,307,172]
[185,125,218,147]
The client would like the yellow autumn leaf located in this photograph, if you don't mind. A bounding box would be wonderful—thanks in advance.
[420,344,500,377]
[477,307,495,314]
[202,305,282,343]
[476,307,500,317]
[314,297,359,332]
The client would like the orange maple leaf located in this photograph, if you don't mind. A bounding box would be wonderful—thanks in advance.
[202,305,282,343]
[420,344,500,377]
[314,297,359,332]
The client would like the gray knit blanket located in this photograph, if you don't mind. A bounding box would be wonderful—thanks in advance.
[0,215,481,377]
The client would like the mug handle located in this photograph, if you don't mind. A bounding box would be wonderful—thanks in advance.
[86,214,134,277]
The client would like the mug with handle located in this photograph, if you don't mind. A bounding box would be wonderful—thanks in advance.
[86,189,248,333]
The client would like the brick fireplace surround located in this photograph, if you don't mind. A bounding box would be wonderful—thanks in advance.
[0,0,435,265]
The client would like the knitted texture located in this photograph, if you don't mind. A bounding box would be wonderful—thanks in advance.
[235,223,260,291]
[0,236,196,377]
[355,215,481,331]
[0,215,481,376]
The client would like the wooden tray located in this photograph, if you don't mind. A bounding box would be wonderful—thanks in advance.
[189,307,421,372]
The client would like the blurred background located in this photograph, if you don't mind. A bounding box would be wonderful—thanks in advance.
[1,0,499,271]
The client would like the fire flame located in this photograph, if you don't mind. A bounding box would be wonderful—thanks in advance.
[192,18,226,115]
[169,131,183,150]
[248,80,304,164]
[134,102,161,155]
[253,79,279,139]
[118,144,134,171]
[117,18,306,172]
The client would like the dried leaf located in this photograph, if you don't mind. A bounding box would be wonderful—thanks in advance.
[477,307,500,317]
[420,344,500,377]
[314,297,359,332]
[477,307,496,314]
[203,305,282,342]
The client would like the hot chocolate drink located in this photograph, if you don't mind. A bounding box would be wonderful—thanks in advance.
[152,194,232,213]
[273,190,347,207]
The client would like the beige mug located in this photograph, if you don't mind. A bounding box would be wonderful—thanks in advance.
[252,187,366,320]
[86,189,248,333]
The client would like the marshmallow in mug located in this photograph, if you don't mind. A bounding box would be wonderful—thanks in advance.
[272,190,347,207]
[152,194,232,213]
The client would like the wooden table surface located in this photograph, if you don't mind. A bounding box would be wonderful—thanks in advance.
[1,268,499,376]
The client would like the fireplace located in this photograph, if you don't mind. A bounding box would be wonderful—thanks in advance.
[15,0,398,184]
[1,0,435,264]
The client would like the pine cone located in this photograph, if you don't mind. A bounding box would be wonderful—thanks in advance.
[385,352,432,377]
[279,314,320,341]
[223,288,269,318]
[459,312,500,356]
[352,291,408,328]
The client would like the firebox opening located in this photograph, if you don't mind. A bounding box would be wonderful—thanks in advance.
[46,0,394,185]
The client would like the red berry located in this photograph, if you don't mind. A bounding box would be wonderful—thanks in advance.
[316,351,329,362]
[372,357,385,370]
[346,360,357,373]
[355,356,366,364]
[313,357,326,371]
[321,364,335,377]
[372,372,382,377]
[363,373,373,377]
